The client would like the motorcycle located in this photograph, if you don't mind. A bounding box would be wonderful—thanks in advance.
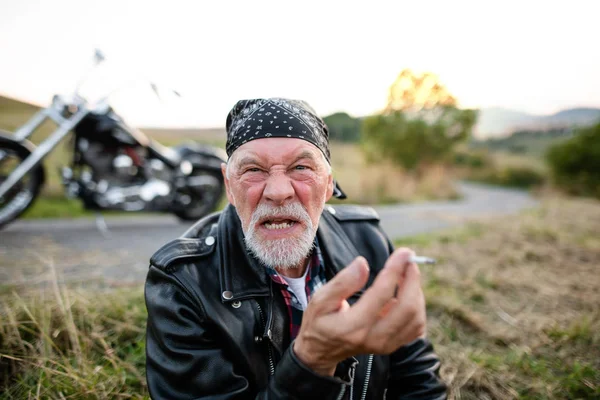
[0,50,227,230]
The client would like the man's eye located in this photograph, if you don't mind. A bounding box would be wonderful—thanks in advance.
[245,167,261,173]
[294,165,308,170]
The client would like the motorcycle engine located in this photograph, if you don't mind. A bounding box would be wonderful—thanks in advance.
[78,138,143,183]
[76,138,174,210]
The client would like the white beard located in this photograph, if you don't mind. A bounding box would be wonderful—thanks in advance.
[242,202,318,269]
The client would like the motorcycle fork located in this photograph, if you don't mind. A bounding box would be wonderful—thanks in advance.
[0,108,89,200]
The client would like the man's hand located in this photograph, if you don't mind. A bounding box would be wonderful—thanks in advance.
[293,248,426,376]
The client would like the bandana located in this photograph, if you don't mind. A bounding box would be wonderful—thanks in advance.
[225,98,346,199]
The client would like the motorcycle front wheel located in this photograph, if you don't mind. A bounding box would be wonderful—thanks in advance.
[173,168,225,222]
[0,142,44,230]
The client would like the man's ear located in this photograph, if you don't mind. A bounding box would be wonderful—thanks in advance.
[221,163,236,206]
[325,173,334,202]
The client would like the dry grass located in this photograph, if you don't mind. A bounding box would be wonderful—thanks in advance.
[397,196,600,399]
[329,142,460,204]
[0,274,148,399]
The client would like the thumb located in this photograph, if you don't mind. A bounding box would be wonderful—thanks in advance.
[310,256,370,314]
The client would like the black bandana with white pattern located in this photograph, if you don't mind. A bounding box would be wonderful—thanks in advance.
[225,98,346,199]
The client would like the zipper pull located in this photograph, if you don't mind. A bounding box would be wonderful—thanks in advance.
[263,329,272,342]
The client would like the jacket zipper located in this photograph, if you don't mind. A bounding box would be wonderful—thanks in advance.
[360,354,374,400]
[336,385,347,400]
[254,300,275,376]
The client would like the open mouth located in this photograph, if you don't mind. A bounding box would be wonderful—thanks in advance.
[260,217,299,231]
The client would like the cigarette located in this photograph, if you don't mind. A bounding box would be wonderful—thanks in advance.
[409,255,437,265]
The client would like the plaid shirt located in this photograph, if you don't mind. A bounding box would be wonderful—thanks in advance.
[265,238,327,340]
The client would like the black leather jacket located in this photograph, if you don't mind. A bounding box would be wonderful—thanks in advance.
[145,203,448,399]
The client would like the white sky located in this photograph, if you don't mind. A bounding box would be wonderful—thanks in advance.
[0,0,598,128]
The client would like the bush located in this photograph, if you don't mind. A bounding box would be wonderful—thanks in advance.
[452,150,493,169]
[545,122,600,198]
[361,108,478,171]
[469,165,546,189]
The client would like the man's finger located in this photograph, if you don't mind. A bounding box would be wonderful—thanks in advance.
[345,248,415,328]
[369,262,424,339]
[309,256,370,314]
[395,261,423,304]
[391,247,416,278]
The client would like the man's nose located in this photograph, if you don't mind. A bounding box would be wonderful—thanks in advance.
[263,172,295,204]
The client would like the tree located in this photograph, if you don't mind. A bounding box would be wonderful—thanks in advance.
[323,112,361,142]
[362,69,478,172]
[384,69,457,114]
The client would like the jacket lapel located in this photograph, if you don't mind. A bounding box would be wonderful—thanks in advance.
[217,204,270,302]
[317,209,366,302]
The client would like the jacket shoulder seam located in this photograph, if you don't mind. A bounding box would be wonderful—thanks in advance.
[149,238,215,272]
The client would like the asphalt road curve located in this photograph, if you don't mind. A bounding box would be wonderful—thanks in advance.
[0,182,538,287]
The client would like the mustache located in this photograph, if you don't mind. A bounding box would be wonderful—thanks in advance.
[249,202,313,229]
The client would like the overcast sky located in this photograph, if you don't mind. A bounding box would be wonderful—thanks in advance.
[0,0,598,128]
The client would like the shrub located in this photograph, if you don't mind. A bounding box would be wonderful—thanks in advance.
[469,165,546,189]
[361,108,478,172]
[545,122,600,198]
[452,150,493,169]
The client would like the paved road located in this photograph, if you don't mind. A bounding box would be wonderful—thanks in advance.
[0,182,538,287]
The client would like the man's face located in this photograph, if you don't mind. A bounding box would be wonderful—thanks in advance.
[222,138,334,269]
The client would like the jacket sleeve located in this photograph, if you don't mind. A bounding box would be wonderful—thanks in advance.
[383,235,448,399]
[386,338,448,399]
[145,265,353,400]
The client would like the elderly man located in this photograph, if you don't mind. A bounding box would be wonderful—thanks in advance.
[145,98,447,399]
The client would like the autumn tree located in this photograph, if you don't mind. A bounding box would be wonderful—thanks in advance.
[362,69,478,171]
[385,69,457,114]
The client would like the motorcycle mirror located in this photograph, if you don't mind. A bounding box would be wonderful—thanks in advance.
[150,82,161,100]
[94,48,106,65]
[150,83,181,100]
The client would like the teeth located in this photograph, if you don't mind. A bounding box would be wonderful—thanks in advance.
[264,221,294,230]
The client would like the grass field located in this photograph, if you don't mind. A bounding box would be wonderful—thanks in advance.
[1,195,598,398]
[396,197,600,399]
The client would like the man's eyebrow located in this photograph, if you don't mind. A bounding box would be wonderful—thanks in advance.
[293,151,319,163]
[235,156,261,168]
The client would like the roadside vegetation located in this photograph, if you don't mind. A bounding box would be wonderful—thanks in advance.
[396,197,600,399]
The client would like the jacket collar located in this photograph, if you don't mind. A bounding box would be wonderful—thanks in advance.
[217,204,363,302]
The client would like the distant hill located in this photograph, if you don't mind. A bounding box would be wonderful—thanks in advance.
[0,95,41,132]
[470,127,577,157]
[475,107,600,138]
